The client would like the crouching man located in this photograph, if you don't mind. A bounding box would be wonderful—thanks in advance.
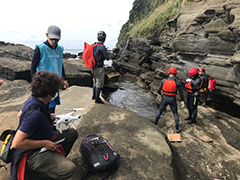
[11,70,78,180]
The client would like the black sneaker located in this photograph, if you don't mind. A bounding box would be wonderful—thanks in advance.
[176,127,182,133]
[187,120,196,124]
[184,117,192,121]
[95,98,104,104]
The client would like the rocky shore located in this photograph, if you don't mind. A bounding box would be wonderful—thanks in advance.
[1,84,240,180]
[0,40,240,179]
[1,1,240,178]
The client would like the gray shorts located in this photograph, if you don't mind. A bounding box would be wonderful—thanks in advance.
[93,67,105,88]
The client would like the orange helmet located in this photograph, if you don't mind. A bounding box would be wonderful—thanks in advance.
[199,68,205,72]
[188,68,198,76]
[168,67,177,74]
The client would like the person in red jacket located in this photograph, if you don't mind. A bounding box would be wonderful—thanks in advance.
[154,67,184,133]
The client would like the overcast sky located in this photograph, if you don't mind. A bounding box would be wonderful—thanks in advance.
[0,0,134,50]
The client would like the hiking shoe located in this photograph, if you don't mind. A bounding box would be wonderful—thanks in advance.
[92,96,95,100]
[176,127,182,133]
[184,117,192,121]
[95,98,104,104]
[187,120,196,124]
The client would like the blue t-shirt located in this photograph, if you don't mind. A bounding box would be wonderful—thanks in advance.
[19,96,53,139]
[10,96,53,180]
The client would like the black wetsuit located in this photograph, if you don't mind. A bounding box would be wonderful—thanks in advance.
[154,77,184,126]
[185,77,202,122]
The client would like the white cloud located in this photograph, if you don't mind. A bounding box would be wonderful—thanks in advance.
[0,0,134,50]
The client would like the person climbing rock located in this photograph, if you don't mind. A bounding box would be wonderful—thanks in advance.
[185,68,203,124]
[154,67,184,133]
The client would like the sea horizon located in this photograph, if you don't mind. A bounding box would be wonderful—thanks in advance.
[64,49,82,55]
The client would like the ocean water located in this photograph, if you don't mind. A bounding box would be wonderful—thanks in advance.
[104,76,158,119]
[64,49,82,55]
[64,50,155,117]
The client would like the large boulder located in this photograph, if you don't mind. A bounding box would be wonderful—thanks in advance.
[0,78,31,113]
[63,60,92,87]
[0,41,33,61]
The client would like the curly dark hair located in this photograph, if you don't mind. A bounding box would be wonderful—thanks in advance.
[31,71,64,97]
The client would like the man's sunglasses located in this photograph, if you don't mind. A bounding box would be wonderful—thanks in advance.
[50,38,59,41]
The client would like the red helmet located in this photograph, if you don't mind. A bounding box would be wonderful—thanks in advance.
[199,68,205,72]
[188,68,198,76]
[168,67,177,74]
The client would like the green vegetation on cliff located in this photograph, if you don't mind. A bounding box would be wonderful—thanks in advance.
[119,0,182,39]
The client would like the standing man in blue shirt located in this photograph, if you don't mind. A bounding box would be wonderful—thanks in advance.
[31,25,69,113]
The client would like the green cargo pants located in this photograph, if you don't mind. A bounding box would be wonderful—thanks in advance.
[26,128,78,179]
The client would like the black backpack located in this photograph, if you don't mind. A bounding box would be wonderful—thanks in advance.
[79,134,120,180]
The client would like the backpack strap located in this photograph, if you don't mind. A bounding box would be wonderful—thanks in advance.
[22,105,40,116]
[16,106,42,131]
[81,168,91,180]
[21,105,54,128]
[198,77,204,90]
[81,163,119,180]
[102,162,120,180]
[93,43,103,66]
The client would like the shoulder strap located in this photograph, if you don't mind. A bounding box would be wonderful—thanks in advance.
[20,105,53,129]
[93,43,103,65]
[16,106,41,131]
[199,77,204,89]
[81,167,118,180]
[102,163,120,180]
[22,105,41,116]
[81,168,90,180]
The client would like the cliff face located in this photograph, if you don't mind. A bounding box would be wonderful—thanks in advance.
[112,0,240,112]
